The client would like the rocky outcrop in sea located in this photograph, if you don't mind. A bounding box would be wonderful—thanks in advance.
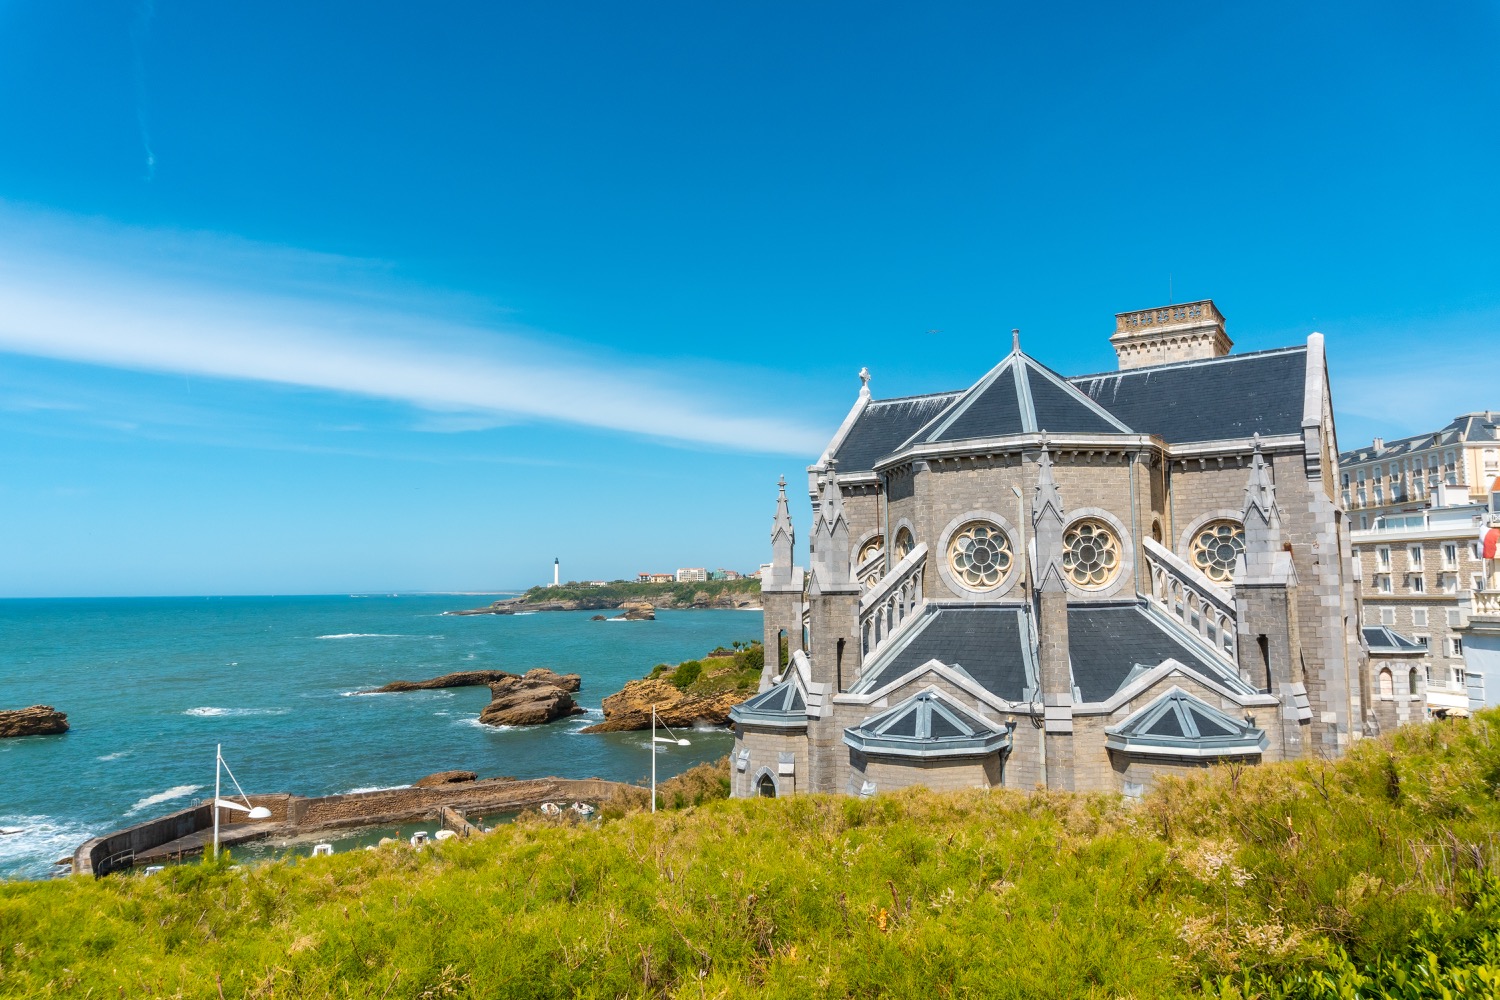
[578,678,740,733]
[363,669,584,727]
[0,705,69,738]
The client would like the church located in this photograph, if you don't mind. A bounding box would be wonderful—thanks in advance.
[730,300,1367,798]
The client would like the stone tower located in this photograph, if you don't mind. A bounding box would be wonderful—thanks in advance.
[1110,300,1232,370]
[806,470,861,792]
[1032,443,1074,790]
[758,477,804,692]
[1233,437,1310,759]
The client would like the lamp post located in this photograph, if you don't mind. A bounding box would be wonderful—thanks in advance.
[649,705,690,814]
[212,743,272,859]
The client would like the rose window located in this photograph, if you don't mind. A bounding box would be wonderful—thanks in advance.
[947,521,1012,591]
[857,536,884,566]
[1189,521,1245,585]
[894,527,914,561]
[1062,520,1121,590]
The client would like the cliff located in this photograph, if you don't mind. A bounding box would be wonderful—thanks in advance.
[445,579,760,615]
[580,641,764,733]
[0,705,69,738]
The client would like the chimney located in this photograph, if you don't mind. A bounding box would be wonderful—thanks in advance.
[1373,437,1384,453]
[1110,300,1231,370]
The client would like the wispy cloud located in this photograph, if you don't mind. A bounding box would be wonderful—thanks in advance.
[0,203,827,454]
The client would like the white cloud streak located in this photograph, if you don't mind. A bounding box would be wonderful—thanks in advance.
[0,203,827,454]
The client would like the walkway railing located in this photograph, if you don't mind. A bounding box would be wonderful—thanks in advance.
[859,543,928,660]
[1141,538,1237,662]
[1475,590,1500,617]
[855,551,885,588]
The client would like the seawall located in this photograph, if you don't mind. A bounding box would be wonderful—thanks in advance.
[72,777,630,876]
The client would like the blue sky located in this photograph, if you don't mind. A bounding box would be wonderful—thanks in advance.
[1,1,1497,597]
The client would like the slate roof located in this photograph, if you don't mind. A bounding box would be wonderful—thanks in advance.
[908,352,1132,447]
[1067,602,1250,702]
[853,600,1251,705]
[830,392,962,473]
[1069,346,1309,444]
[1363,625,1427,656]
[729,679,809,729]
[1105,688,1268,758]
[853,606,1032,701]
[843,689,1010,759]
[1339,413,1500,465]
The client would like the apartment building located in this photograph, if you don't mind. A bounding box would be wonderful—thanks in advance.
[1351,497,1489,716]
[1340,413,1500,527]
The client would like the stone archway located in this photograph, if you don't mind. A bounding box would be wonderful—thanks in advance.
[757,774,777,798]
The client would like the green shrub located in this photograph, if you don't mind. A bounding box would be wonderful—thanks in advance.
[670,659,703,689]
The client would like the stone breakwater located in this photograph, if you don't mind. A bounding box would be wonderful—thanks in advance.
[73,775,632,875]
[0,706,69,738]
[362,668,584,727]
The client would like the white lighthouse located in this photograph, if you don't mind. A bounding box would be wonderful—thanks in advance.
[553,558,560,587]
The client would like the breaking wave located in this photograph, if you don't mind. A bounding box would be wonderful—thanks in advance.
[184,707,288,718]
[124,785,203,816]
[0,814,99,881]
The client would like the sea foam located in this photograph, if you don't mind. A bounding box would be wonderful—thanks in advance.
[316,633,404,640]
[184,707,288,718]
[0,815,99,880]
[124,785,203,816]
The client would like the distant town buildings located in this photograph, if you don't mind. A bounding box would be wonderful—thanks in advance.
[1339,413,1500,526]
[637,572,676,584]
[676,568,709,583]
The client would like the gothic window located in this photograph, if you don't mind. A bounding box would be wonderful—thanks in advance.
[1378,669,1393,698]
[857,536,884,566]
[1062,519,1121,590]
[894,527,914,561]
[757,774,777,798]
[1189,520,1245,585]
[946,521,1012,591]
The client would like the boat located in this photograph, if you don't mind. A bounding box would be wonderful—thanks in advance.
[409,831,430,848]
[434,829,458,841]
[569,802,597,819]
[539,802,562,818]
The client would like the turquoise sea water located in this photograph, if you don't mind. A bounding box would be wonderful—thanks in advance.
[0,595,757,880]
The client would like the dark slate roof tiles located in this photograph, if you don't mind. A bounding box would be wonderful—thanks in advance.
[830,392,962,473]
[859,607,1030,701]
[1069,347,1308,444]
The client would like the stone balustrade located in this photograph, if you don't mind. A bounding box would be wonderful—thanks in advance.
[1114,300,1220,333]
[1475,589,1500,617]
[859,543,928,661]
[1141,537,1237,662]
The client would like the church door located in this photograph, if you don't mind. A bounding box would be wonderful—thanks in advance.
[757,774,777,798]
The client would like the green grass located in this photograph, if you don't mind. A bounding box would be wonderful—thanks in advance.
[4,714,1500,998]
[650,641,764,696]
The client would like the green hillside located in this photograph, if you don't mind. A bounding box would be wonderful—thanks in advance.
[4,716,1500,998]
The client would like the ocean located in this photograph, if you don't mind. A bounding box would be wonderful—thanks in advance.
[0,595,758,880]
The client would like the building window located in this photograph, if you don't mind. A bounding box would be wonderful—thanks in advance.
[857,535,884,567]
[1448,608,1463,628]
[1476,575,1487,592]
[1409,574,1425,594]
[893,527,914,561]
[1377,574,1392,594]
[1377,546,1391,570]
[1450,636,1464,657]
[1378,669,1393,698]
[1452,667,1466,689]
[1441,574,1459,595]
[1189,520,1245,585]
[1408,545,1423,569]
[1062,520,1122,591]
[1380,607,1396,626]
[1413,608,1428,627]
[1414,634,1430,650]
[1442,543,1458,569]
[946,521,1012,592]
[1410,669,1420,695]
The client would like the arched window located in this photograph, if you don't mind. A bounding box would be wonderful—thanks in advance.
[1409,669,1420,696]
[894,527,915,560]
[757,774,777,798]
[1379,669,1393,698]
[1189,520,1246,585]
